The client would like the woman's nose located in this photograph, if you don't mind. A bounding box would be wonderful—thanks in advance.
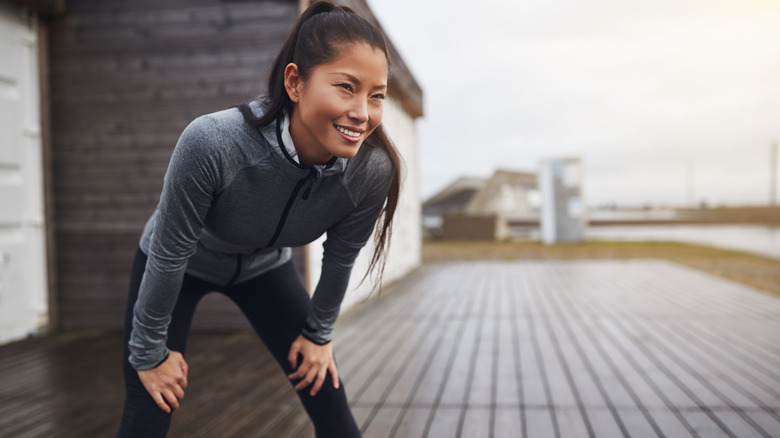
[348,99,369,123]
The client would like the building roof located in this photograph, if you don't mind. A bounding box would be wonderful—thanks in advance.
[465,169,538,217]
[423,177,487,213]
[423,169,539,218]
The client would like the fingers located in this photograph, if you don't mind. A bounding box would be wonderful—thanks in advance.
[180,359,189,382]
[179,364,188,389]
[171,352,189,389]
[287,365,306,381]
[309,366,328,396]
[288,343,300,370]
[171,382,185,401]
[148,378,185,413]
[290,359,339,396]
[151,392,171,414]
[329,361,340,390]
[162,388,181,411]
[286,335,340,396]
[137,351,188,414]
[148,382,184,414]
[294,365,320,392]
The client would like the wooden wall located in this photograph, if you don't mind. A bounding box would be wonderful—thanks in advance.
[47,0,301,330]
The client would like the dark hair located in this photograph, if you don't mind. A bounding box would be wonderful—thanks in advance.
[237,1,402,289]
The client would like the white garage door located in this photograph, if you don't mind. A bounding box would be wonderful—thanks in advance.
[0,4,48,344]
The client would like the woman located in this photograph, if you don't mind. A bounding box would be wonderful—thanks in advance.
[116,2,401,437]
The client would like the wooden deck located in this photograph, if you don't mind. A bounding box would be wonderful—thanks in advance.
[2,260,779,437]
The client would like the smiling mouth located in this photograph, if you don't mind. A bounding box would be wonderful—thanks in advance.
[334,125,363,139]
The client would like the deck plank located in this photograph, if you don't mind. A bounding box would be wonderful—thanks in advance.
[392,406,432,438]
[2,260,780,437]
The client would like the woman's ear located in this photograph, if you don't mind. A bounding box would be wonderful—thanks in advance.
[284,63,301,103]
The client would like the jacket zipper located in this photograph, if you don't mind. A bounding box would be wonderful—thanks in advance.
[265,169,316,248]
[264,116,330,249]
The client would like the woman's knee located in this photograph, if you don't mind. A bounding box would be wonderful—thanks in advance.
[296,378,361,436]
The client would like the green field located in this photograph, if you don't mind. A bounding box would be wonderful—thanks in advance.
[423,240,780,298]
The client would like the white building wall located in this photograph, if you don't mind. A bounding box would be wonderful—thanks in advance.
[0,4,49,344]
[306,96,421,310]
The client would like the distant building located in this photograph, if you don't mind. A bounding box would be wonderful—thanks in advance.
[422,176,486,230]
[423,169,539,240]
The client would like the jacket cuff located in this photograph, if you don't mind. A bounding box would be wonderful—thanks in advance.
[129,347,170,371]
[152,350,171,368]
[300,321,332,345]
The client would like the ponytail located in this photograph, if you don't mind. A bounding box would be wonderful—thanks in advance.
[360,125,401,289]
[236,1,338,127]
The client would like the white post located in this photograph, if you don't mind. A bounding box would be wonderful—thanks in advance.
[539,158,585,244]
[771,140,777,228]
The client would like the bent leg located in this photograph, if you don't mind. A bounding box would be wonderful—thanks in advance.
[225,261,362,438]
[116,249,211,438]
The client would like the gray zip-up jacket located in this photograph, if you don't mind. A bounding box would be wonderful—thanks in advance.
[129,99,393,370]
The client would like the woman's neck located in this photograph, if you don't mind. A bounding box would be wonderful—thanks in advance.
[287,110,335,166]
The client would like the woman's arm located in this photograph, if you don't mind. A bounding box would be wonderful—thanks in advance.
[302,162,393,345]
[129,116,223,411]
[129,115,222,370]
[288,152,394,394]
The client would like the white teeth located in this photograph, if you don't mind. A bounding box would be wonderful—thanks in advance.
[336,125,361,137]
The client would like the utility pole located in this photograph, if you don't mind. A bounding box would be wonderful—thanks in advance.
[687,161,694,209]
[771,140,778,228]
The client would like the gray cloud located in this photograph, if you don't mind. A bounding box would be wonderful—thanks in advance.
[369,0,780,206]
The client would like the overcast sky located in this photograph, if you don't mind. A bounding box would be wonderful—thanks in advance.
[367,0,780,208]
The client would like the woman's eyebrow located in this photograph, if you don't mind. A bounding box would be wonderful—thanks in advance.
[329,72,387,90]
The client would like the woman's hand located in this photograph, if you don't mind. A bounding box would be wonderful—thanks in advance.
[137,350,189,414]
[287,335,339,396]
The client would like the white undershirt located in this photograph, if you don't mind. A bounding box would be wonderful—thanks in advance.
[280,113,300,164]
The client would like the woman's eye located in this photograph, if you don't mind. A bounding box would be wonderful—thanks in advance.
[337,83,354,92]
[372,93,386,100]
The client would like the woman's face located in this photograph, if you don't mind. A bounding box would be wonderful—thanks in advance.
[285,43,389,165]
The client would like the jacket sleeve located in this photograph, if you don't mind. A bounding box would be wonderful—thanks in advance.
[301,157,394,345]
[128,116,222,370]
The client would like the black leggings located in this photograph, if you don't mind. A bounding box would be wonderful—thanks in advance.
[116,248,361,438]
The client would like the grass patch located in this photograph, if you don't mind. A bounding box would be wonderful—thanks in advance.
[423,240,780,298]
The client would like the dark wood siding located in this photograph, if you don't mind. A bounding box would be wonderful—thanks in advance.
[47,0,301,330]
